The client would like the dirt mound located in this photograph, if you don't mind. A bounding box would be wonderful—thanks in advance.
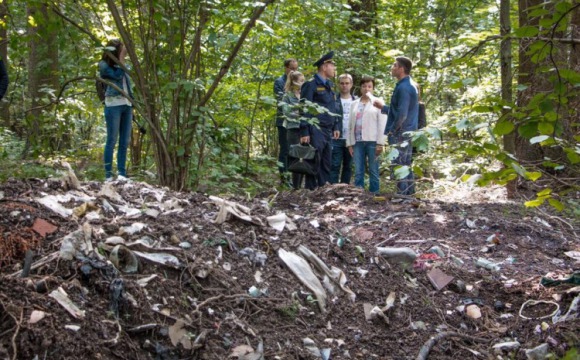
[0,177,578,359]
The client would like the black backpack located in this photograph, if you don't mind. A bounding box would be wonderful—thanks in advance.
[96,78,106,104]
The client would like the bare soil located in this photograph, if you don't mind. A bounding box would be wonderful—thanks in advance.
[0,178,578,360]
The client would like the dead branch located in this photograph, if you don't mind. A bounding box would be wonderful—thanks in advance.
[416,331,490,360]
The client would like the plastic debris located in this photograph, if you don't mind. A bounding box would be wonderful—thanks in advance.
[426,246,445,257]
[169,320,193,349]
[120,222,146,235]
[540,271,580,287]
[524,343,548,360]
[492,341,520,354]
[427,268,454,291]
[298,245,355,301]
[552,294,580,323]
[59,228,92,260]
[376,247,417,267]
[133,251,181,268]
[278,248,327,312]
[49,287,85,319]
[65,325,81,331]
[475,257,500,271]
[519,299,560,320]
[239,247,268,267]
[465,304,482,319]
[267,213,286,232]
[564,251,580,262]
[303,337,330,359]
[29,310,47,324]
[109,245,139,273]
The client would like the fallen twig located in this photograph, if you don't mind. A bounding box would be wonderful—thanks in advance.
[9,308,23,360]
[102,320,122,345]
[416,331,489,360]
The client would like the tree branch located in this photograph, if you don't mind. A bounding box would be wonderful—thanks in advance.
[199,0,275,106]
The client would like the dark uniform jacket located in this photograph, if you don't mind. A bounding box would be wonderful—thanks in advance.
[299,74,340,137]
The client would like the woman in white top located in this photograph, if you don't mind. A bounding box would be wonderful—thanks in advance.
[346,76,387,193]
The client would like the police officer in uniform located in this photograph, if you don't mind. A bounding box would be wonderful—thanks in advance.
[299,51,340,189]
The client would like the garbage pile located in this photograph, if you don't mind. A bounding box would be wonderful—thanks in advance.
[0,169,579,359]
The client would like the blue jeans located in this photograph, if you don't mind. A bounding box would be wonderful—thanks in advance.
[104,105,132,178]
[277,125,289,174]
[330,138,352,184]
[389,133,415,195]
[353,141,380,193]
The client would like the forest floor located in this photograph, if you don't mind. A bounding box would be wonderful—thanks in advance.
[0,174,578,360]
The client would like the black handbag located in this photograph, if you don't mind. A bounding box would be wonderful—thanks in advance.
[288,144,319,176]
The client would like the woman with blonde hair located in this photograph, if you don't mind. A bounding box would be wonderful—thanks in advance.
[281,70,305,189]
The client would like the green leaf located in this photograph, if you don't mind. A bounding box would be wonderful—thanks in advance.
[518,122,538,138]
[494,121,514,135]
[515,26,539,37]
[538,121,554,135]
[472,105,490,113]
[511,163,526,177]
[566,150,580,164]
[176,147,185,156]
[483,143,499,151]
[525,171,542,181]
[450,81,464,89]
[544,111,558,122]
[555,1,572,13]
[537,188,552,197]
[386,148,399,161]
[455,118,470,131]
[393,166,410,179]
[462,78,476,85]
[530,135,549,144]
[516,84,528,91]
[524,198,545,207]
[548,198,564,211]
[413,165,424,177]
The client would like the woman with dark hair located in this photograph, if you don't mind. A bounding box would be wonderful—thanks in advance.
[346,76,387,194]
[98,39,133,182]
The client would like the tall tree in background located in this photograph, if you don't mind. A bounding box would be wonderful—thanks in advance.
[101,0,274,190]
[516,0,579,165]
[500,0,515,197]
[0,0,9,128]
[26,1,60,155]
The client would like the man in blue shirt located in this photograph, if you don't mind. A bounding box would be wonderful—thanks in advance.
[300,51,340,189]
[274,58,298,185]
[373,56,418,195]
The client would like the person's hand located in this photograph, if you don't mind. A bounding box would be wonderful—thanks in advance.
[300,136,310,144]
[333,130,340,140]
[373,99,384,110]
[375,144,383,156]
[348,146,353,156]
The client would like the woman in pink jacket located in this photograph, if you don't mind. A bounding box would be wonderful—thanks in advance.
[346,76,387,193]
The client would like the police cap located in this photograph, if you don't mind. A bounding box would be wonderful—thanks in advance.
[313,51,335,68]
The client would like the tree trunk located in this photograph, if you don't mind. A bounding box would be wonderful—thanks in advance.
[348,0,377,32]
[26,3,60,156]
[516,0,577,164]
[0,1,10,128]
[500,0,515,197]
